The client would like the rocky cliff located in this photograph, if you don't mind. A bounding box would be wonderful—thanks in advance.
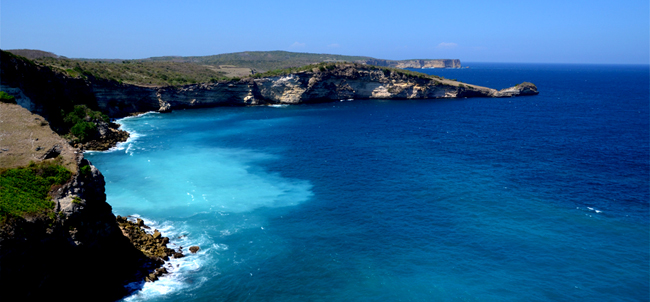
[157,64,537,109]
[0,103,168,300]
[1,50,537,121]
[362,59,461,68]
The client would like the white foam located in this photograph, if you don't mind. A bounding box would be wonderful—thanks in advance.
[268,104,289,108]
[121,217,217,301]
[118,111,160,121]
[84,113,149,154]
[586,207,602,213]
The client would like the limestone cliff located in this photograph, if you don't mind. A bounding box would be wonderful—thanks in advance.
[1,51,537,121]
[361,59,461,69]
[0,103,162,300]
[157,64,537,109]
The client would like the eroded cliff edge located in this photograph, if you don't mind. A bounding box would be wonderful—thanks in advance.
[0,103,175,300]
[1,50,538,122]
[362,58,461,69]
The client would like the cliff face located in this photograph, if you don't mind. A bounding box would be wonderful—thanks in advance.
[1,51,537,119]
[362,59,461,68]
[151,64,537,111]
[0,161,153,300]
[0,103,157,300]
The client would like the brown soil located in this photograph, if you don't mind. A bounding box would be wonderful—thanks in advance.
[0,103,79,171]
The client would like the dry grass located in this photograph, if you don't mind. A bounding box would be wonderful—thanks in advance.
[0,103,78,171]
[203,65,252,78]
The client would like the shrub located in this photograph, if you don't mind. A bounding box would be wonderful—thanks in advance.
[70,121,97,142]
[0,91,16,104]
[79,164,92,176]
[0,160,72,223]
[62,105,109,142]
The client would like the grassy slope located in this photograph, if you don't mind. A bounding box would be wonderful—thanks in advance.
[144,51,372,72]
[5,49,461,88]
[0,159,72,223]
[249,62,441,80]
[33,57,228,87]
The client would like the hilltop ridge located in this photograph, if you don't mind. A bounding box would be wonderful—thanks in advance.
[6,49,462,81]
[1,50,537,124]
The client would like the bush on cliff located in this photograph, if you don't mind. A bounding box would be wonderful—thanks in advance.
[0,91,17,104]
[62,105,108,142]
[69,121,97,142]
[0,159,72,223]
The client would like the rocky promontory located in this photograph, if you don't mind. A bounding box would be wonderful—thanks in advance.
[0,103,180,300]
[1,50,538,125]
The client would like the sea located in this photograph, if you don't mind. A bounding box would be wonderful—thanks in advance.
[85,63,649,302]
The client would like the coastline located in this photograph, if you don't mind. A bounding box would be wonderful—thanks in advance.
[84,111,207,298]
[85,111,158,153]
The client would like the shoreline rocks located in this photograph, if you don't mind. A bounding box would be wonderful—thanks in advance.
[73,121,130,151]
[115,215,187,282]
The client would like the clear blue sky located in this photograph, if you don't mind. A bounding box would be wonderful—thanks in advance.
[2,0,648,64]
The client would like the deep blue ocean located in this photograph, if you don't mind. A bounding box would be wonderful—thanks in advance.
[86,63,649,301]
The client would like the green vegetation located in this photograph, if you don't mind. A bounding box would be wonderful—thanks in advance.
[11,49,449,87]
[72,196,82,204]
[0,91,17,104]
[33,57,227,87]
[0,159,72,223]
[62,105,108,142]
[249,62,335,78]
[79,164,92,176]
[145,51,372,72]
[249,62,434,81]
[515,82,536,88]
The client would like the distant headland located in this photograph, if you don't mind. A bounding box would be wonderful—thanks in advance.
[6,49,462,80]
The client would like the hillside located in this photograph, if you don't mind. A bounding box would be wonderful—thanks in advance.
[6,49,462,84]
[1,50,536,121]
[145,50,372,72]
[144,51,461,71]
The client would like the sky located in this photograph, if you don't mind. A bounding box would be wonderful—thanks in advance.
[1,0,648,64]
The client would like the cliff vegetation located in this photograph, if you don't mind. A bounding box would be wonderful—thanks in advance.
[34,56,228,87]
[8,49,462,85]
[0,103,178,300]
[0,159,71,224]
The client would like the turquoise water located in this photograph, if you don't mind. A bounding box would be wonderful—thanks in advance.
[86,63,649,301]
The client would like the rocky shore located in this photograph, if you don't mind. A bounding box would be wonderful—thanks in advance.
[0,50,536,299]
[73,121,130,151]
[115,216,187,282]
[0,103,193,300]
